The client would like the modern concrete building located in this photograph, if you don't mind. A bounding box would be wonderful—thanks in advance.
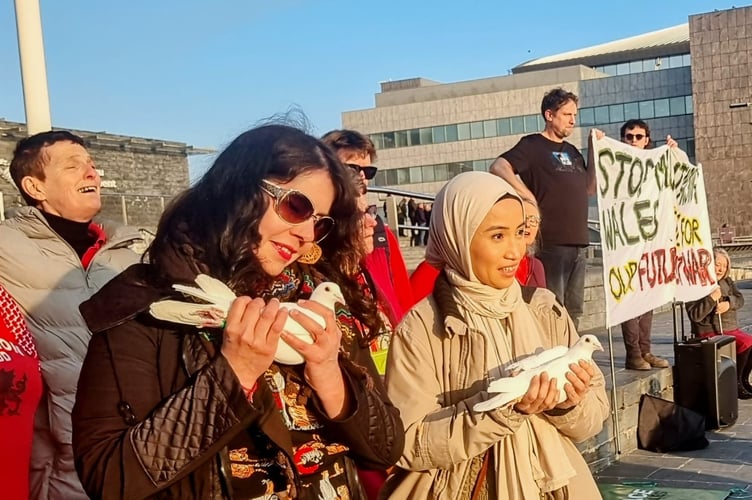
[343,5,752,236]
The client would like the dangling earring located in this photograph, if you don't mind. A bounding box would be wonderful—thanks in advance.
[298,243,322,264]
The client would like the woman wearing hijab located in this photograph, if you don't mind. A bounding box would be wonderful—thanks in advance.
[382,172,609,499]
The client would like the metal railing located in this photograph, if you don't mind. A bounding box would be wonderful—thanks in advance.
[0,191,169,228]
[369,185,602,253]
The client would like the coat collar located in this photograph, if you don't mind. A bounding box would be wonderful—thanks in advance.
[432,272,469,337]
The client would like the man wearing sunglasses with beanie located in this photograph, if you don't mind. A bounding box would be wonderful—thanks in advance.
[321,129,414,321]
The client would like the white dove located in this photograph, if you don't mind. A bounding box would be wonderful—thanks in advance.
[473,334,604,413]
[149,274,346,365]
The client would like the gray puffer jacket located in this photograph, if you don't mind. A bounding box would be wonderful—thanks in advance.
[0,206,143,500]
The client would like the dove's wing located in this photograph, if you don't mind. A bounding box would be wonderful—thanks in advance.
[150,300,219,326]
[194,274,237,303]
[486,373,533,395]
[473,392,519,412]
[506,345,569,373]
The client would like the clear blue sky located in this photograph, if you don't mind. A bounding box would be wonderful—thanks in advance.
[0,0,734,178]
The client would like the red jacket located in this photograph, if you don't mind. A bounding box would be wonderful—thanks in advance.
[363,227,413,324]
[409,255,546,305]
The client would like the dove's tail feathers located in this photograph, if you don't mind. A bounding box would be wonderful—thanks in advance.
[486,376,527,394]
[473,393,517,412]
[172,284,216,304]
[194,274,237,302]
[149,300,226,328]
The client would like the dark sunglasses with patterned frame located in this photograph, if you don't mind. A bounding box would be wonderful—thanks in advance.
[259,180,335,242]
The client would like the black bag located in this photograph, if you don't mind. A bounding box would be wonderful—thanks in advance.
[637,394,709,452]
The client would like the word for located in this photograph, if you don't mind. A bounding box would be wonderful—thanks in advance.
[607,247,714,301]
[675,208,703,247]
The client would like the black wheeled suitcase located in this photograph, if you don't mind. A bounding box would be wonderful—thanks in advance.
[672,302,738,429]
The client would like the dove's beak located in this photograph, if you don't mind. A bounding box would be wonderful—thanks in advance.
[595,340,604,351]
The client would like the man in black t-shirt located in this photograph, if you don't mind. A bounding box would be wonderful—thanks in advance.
[490,88,596,327]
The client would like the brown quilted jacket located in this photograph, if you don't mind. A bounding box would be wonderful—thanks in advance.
[71,264,404,499]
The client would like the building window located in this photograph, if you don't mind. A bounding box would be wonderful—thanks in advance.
[654,98,670,118]
[433,126,446,144]
[422,165,435,182]
[408,129,420,146]
[685,96,694,114]
[457,123,471,141]
[579,108,595,126]
[609,104,625,124]
[434,164,449,182]
[629,60,643,73]
[510,117,525,135]
[594,106,610,125]
[483,120,497,138]
[382,132,395,149]
[395,130,408,148]
[419,127,433,145]
[470,121,484,139]
[524,115,538,133]
[497,118,511,136]
[669,96,686,115]
[639,100,655,119]
[409,166,423,183]
[445,124,458,142]
[624,102,639,120]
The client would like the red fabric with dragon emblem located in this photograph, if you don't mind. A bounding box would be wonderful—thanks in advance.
[0,284,42,500]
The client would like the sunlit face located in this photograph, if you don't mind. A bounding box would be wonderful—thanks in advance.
[358,194,377,255]
[523,202,541,246]
[24,141,102,222]
[469,198,526,289]
[622,126,650,149]
[255,169,335,276]
[338,150,373,186]
[715,253,728,279]
[545,100,577,139]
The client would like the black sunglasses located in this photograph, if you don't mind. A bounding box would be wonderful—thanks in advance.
[624,133,647,141]
[260,180,335,242]
[346,163,378,180]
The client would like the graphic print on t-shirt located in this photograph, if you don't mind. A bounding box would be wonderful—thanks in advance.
[551,151,582,172]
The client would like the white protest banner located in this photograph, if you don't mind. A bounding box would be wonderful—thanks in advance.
[593,135,716,328]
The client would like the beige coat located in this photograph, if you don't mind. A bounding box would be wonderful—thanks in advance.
[381,279,609,499]
[0,207,143,500]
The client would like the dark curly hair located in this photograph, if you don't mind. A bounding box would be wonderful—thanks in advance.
[148,125,378,337]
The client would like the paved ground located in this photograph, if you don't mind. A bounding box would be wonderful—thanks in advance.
[592,282,752,495]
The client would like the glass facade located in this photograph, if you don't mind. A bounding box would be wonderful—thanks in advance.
[592,53,691,75]
[374,137,696,188]
[370,95,693,150]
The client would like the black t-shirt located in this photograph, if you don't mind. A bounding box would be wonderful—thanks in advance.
[501,133,589,246]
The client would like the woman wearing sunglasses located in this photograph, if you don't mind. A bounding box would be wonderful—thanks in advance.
[71,124,403,499]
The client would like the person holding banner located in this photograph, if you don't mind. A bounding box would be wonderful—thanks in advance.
[490,88,595,328]
[382,171,609,500]
[609,119,675,370]
[686,248,752,399]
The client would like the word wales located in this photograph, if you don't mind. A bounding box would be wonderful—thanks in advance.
[594,135,715,327]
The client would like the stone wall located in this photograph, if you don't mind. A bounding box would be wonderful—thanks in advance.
[690,6,752,237]
[0,120,196,229]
